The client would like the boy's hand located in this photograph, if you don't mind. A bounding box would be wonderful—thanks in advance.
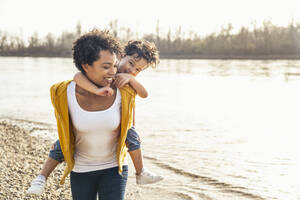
[95,87,114,96]
[114,73,134,88]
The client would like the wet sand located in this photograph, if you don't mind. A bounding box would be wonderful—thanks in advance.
[0,119,180,200]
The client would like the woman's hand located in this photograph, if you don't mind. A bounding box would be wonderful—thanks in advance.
[95,86,114,96]
[114,73,133,88]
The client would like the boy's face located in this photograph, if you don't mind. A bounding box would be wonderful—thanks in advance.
[118,54,148,76]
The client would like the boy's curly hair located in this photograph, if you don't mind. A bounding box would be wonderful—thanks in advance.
[124,40,160,68]
[72,29,123,74]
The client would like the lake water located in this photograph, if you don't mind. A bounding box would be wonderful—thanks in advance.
[1,57,300,200]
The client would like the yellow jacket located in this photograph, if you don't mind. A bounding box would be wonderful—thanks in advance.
[50,80,136,184]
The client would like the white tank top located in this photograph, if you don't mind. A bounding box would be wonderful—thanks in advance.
[67,81,127,173]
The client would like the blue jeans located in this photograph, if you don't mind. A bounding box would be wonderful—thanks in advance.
[70,166,128,200]
[48,139,64,162]
[125,126,141,152]
[49,127,141,162]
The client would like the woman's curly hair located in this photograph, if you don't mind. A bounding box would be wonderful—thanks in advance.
[72,29,123,74]
[124,40,160,68]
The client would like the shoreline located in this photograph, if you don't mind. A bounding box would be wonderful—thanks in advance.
[1,55,300,60]
[0,118,180,200]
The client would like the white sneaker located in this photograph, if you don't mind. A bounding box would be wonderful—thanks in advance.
[136,168,163,185]
[27,175,46,195]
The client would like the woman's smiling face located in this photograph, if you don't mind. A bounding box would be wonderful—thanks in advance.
[82,50,118,87]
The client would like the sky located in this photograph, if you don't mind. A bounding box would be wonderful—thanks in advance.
[1,0,300,39]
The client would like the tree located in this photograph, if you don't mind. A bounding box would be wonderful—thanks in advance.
[28,33,39,48]
[109,20,118,37]
[76,21,82,36]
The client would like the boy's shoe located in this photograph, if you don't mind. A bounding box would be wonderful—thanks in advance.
[27,175,46,195]
[136,168,163,185]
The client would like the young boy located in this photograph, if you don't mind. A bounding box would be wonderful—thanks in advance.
[28,40,163,195]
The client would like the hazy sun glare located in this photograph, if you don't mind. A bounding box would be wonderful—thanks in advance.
[1,0,300,39]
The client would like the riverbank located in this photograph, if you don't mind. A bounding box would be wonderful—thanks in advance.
[1,54,300,60]
[160,54,300,60]
[0,119,180,200]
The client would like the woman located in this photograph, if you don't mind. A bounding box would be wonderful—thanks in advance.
[50,29,136,200]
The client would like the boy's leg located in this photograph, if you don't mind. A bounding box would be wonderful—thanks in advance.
[129,149,143,174]
[40,139,64,178]
[40,157,60,178]
[126,127,163,185]
[27,139,64,195]
[126,127,143,174]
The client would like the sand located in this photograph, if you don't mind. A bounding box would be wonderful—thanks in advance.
[0,119,181,200]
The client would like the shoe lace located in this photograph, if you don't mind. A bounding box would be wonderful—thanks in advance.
[32,177,45,186]
[143,170,157,178]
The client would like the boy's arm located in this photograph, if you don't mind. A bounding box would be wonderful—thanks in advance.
[74,72,98,93]
[129,77,148,98]
[115,73,148,98]
[73,72,114,96]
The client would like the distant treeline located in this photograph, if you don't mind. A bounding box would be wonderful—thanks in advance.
[1,20,300,59]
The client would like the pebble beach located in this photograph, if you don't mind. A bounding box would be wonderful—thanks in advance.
[0,119,179,200]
